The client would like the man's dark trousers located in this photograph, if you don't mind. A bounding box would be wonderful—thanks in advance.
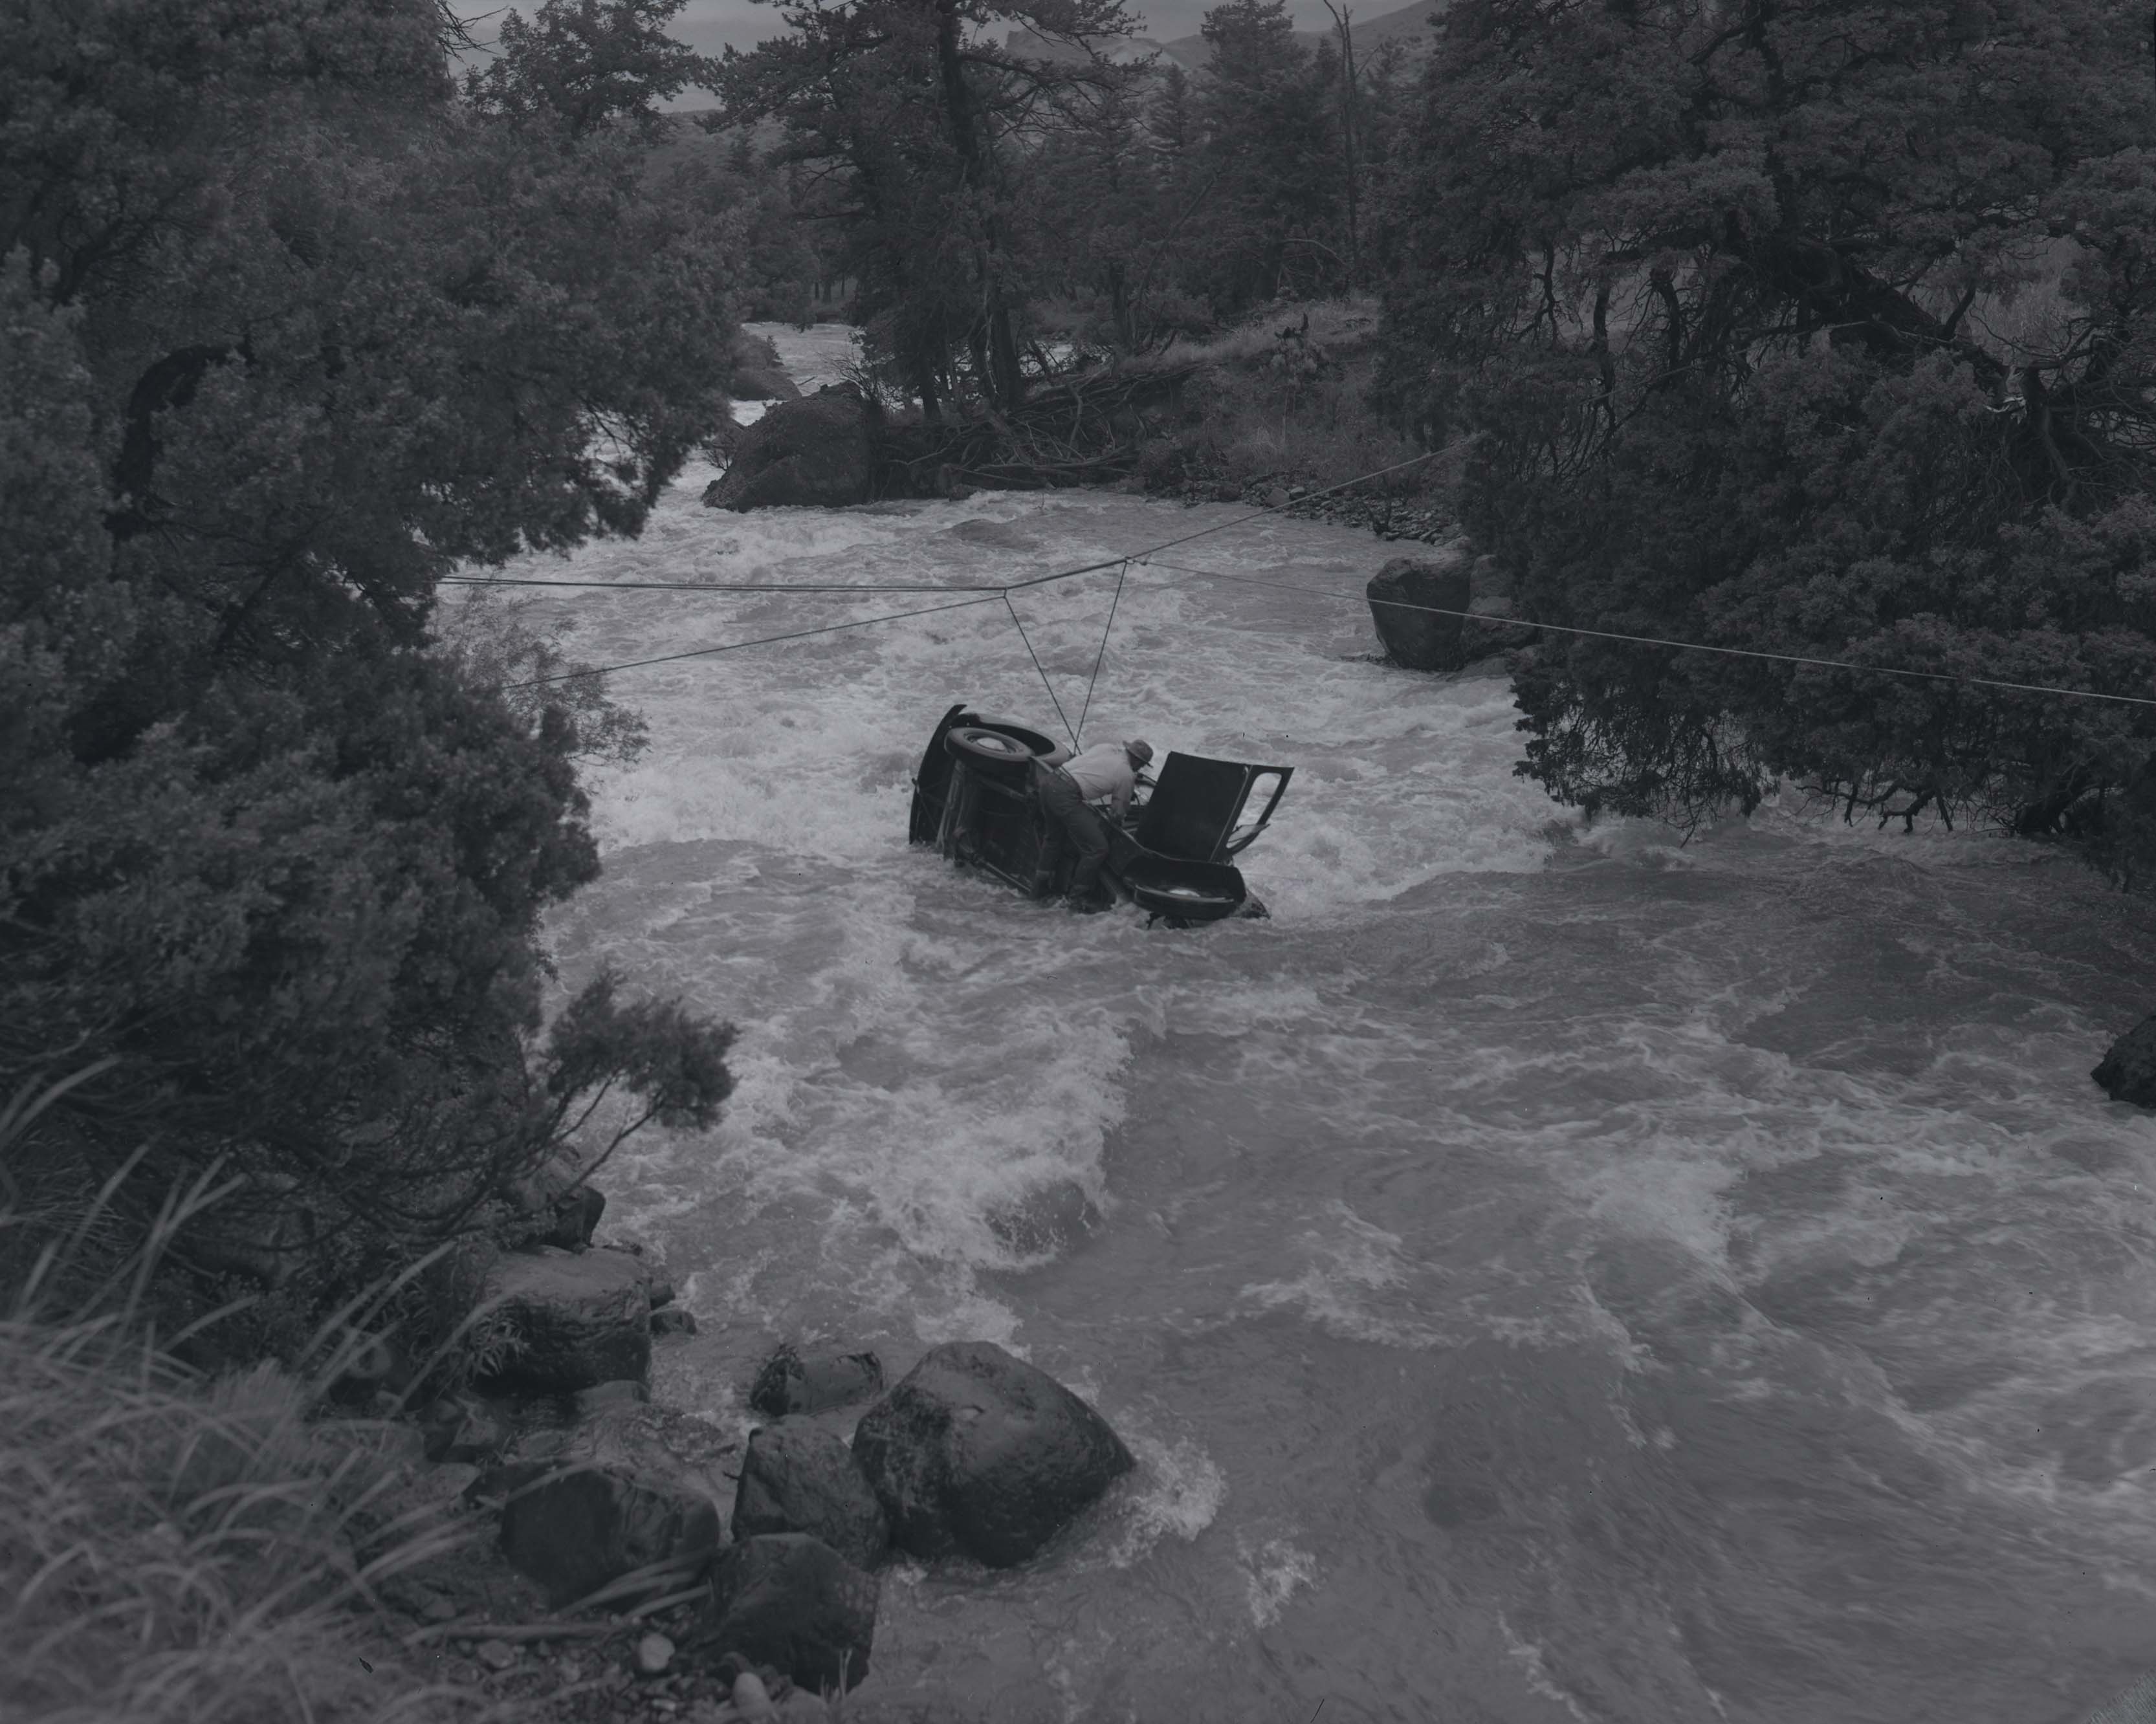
[1033,763,1108,897]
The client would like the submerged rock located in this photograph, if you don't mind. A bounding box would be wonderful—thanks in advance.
[733,1418,889,1569]
[476,1247,653,1393]
[1366,547,1471,671]
[750,1345,884,1417]
[702,387,874,511]
[701,1534,877,1694]
[2093,1016,2156,1107]
[850,1340,1134,1567]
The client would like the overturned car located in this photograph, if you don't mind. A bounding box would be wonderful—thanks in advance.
[908,703,1292,926]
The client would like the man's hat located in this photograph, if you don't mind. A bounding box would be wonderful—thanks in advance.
[1125,739,1154,767]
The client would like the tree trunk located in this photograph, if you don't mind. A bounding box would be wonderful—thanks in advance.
[934,0,1022,414]
[1108,261,1131,348]
[1325,1,1359,293]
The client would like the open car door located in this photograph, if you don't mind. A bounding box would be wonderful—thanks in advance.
[1131,754,1293,864]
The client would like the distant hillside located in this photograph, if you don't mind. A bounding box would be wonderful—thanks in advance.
[1006,0,1445,72]
[1157,0,1444,66]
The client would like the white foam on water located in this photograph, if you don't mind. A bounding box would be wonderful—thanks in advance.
[1236,1199,1453,1349]
[461,336,2156,1719]
[513,474,1564,909]
[1097,1430,1230,1569]
[1235,1534,1317,1630]
[1499,1614,1594,1723]
[481,461,1576,1348]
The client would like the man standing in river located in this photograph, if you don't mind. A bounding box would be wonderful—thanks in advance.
[1030,737,1154,912]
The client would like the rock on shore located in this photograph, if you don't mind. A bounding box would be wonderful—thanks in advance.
[494,1454,723,1608]
[733,1418,890,1569]
[701,1534,878,1694]
[850,1341,1134,1567]
[476,1247,655,1393]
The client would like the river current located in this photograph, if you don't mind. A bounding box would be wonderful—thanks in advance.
[478,325,2156,1723]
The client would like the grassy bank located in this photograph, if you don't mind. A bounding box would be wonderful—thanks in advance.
[0,1314,463,1724]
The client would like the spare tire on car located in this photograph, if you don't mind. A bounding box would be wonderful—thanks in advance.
[944,725,1050,785]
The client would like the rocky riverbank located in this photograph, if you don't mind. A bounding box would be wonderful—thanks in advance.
[335,1170,1136,1724]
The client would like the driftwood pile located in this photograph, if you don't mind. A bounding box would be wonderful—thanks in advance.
[878,361,1197,494]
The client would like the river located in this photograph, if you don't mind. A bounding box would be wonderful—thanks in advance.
[480,324,2156,1723]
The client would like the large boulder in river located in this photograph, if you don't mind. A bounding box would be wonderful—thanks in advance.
[850,1341,1134,1567]
[476,1247,653,1393]
[700,1534,878,1694]
[1367,546,1472,671]
[733,1418,889,1569]
[702,386,874,511]
[2093,1015,2156,1106]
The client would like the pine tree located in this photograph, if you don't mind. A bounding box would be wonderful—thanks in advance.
[716,0,1141,410]
[1380,0,2156,869]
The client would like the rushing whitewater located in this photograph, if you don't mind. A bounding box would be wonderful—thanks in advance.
[465,325,2156,1723]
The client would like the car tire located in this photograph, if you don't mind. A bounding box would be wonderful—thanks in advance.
[946,726,1044,783]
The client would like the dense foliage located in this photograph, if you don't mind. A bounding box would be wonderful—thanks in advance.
[0,0,740,1340]
[1378,0,2156,867]
[717,0,1147,415]
[714,0,1416,401]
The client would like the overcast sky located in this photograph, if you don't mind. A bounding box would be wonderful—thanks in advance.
[665,0,1309,61]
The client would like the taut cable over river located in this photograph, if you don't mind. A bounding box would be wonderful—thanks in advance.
[458,325,2156,1724]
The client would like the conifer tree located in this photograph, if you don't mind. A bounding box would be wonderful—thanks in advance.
[716,0,1141,409]
[1380,0,2156,870]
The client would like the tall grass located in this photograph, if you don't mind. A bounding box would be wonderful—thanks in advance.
[0,1086,480,1724]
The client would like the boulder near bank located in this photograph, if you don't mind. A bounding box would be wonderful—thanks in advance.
[2093,1015,2156,1107]
[702,387,875,511]
[1367,549,1473,672]
[851,1340,1134,1567]
[475,1245,657,1394]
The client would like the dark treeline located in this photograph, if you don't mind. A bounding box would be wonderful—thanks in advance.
[714,0,1421,411]
[1381,0,2156,878]
[1,0,743,1352]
